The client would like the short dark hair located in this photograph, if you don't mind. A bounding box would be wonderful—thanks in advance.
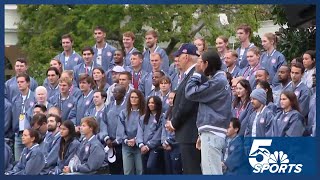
[82,46,95,55]
[16,58,28,66]
[153,70,165,77]
[280,65,291,73]
[16,73,30,83]
[31,113,47,127]
[115,49,125,56]
[131,51,143,59]
[93,89,107,100]
[257,68,269,76]
[26,128,41,144]
[34,104,47,113]
[47,114,62,124]
[47,67,61,78]
[119,71,132,80]
[230,117,241,134]
[61,34,73,43]
[94,26,106,33]
[291,62,305,74]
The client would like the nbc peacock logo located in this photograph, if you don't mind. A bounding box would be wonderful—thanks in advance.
[249,139,303,173]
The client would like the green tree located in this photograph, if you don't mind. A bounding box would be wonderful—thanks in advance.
[17,4,272,83]
[271,5,316,62]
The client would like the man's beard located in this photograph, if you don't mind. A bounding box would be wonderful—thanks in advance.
[47,126,57,132]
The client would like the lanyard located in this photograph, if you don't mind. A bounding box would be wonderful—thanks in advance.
[132,70,142,89]
[160,91,171,102]
[127,47,135,55]
[94,106,106,118]
[242,63,260,80]
[236,102,246,118]
[84,90,93,99]
[227,66,236,74]
[21,90,31,114]
[84,62,94,74]
[59,94,70,109]
[148,45,159,55]
[292,81,303,90]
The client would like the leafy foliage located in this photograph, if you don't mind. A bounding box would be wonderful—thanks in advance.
[271,5,316,62]
[17,4,272,83]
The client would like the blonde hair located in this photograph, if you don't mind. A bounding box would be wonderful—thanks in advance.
[263,33,278,47]
[248,47,261,57]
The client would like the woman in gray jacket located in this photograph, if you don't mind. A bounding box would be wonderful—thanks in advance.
[185,50,232,175]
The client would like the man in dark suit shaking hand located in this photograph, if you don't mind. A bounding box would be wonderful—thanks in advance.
[165,43,202,174]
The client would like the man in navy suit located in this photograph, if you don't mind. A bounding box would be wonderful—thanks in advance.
[165,43,202,174]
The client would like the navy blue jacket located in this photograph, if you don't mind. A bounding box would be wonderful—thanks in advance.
[52,138,80,175]
[185,71,232,137]
[7,144,45,175]
[92,43,116,72]
[232,102,254,136]
[236,43,255,69]
[117,109,142,146]
[68,90,95,126]
[271,110,305,137]
[245,106,274,137]
[223,136,250,175]
[55,50,83,71]
[49,94,77,121]
[5,76,38,102]
[11,91,36,133]
[260,50,286,86]
[142,45,169,73]
[106,100,127,141]
[71,135,105,173]
[137,114,163,149]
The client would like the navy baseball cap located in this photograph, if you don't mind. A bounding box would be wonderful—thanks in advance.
[173,43,200,57]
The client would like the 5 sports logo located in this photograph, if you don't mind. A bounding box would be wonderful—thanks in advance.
[249,139,303,173]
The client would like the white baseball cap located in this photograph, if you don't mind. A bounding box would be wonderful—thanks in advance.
[112,66,125,73]
[104,146,116,163]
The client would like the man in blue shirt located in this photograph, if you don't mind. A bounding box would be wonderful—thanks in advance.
[123,31,139,67]
[54,34,83,71]
[236,24,255,69]
[12,74,36,161]
[142,30,169,73]
[92,26,116,72]
[73,46,101,86]
[5,58,38,102]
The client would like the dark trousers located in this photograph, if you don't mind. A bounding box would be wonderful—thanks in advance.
[179,143,201,174]
[141,148,164,174]
[164,144,182,174]
[109,145,124,174]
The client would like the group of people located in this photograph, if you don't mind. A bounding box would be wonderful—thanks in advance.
[4,24,316,175]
